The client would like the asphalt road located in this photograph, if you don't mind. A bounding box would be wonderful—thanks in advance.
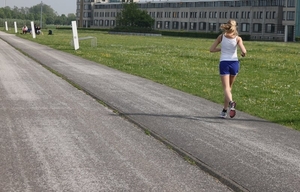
[1,31,300,192]
[0,34,231,191]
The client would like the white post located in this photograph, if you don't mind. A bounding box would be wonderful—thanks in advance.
[72,21,79,50]
[5,21,8,31]
[14,22,18,33]
[284,25,288,42]
[31,21,36,39]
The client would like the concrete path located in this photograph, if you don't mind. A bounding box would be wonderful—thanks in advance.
[0,33,231,191]
[1,31,300,192]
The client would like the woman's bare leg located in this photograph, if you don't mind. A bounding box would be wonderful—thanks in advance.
[220,75,237,109]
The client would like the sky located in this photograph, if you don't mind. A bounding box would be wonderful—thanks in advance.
[2,0,76,15]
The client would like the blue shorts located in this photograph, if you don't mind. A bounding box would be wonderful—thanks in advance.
[219,61,240,76]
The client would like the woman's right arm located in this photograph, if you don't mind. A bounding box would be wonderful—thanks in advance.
[209,35,222,52]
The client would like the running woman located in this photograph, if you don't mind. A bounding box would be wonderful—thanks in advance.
[209,19,247,118]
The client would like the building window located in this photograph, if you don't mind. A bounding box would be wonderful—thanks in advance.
[253,23,262,32]
[241,23,250,32]
[199,12,203,18]
[94,20,98,26]
[199,22,206,30]
[156,21,162,29]
[219,12,227,18]
[150,12,155,18]
[173,21,179,29]
[199,12,207,18]
[190,12,197,18]
[287,0,295,7]
[157,12,163,18]
[165,12,171,18]
[286,11,295,20]
[181,22,188,30]
[105,20,109,26]
[190,22,197,30]
[173,12,179,18]
[164,21,170,29]
[181,12,188,18]
[259,11,263,19]
[266,11,270,19]
[265,24,275,33]
[209,23,216,32]
[110,20,115,27]
[229,11,238,19]
[272,11,276,19]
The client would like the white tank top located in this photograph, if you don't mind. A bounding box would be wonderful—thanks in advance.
[220,35,238,61]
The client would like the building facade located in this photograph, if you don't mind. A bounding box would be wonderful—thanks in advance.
[76,0,299,42]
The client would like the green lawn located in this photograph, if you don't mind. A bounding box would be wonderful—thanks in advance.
[7,29,300,130]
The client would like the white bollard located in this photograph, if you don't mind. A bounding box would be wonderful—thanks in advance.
[14,22,18,33]
[5,21,8,31]
[72,21,79,50]
[31,21,36,39]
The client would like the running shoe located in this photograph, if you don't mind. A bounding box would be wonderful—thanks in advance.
[229,101,236,118]
[220,110,227,118]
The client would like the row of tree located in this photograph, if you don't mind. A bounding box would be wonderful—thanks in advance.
[1,2,155,31]
[0,3,76,26]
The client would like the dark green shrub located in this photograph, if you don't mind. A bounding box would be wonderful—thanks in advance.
[110,26,160,34]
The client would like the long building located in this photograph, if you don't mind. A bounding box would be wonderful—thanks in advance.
[76,0,299,42]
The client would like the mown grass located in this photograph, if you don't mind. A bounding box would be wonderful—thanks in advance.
[7,28,300,130]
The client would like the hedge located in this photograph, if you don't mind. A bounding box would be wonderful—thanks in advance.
[160,31,251,40]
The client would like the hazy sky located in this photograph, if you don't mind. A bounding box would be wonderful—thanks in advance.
[2,0,76,15]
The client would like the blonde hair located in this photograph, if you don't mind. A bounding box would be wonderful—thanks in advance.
[220,19,238,36]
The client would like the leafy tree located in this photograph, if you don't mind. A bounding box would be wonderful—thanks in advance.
[46,14,55,25]
[67,13,76,24]
[60,14,68,25]
[116,2,154,29]
[3,7,11,18]
[0,8,6,19]
[0,3,75,26]
[54,17,62,25]
[27,13,35,21]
